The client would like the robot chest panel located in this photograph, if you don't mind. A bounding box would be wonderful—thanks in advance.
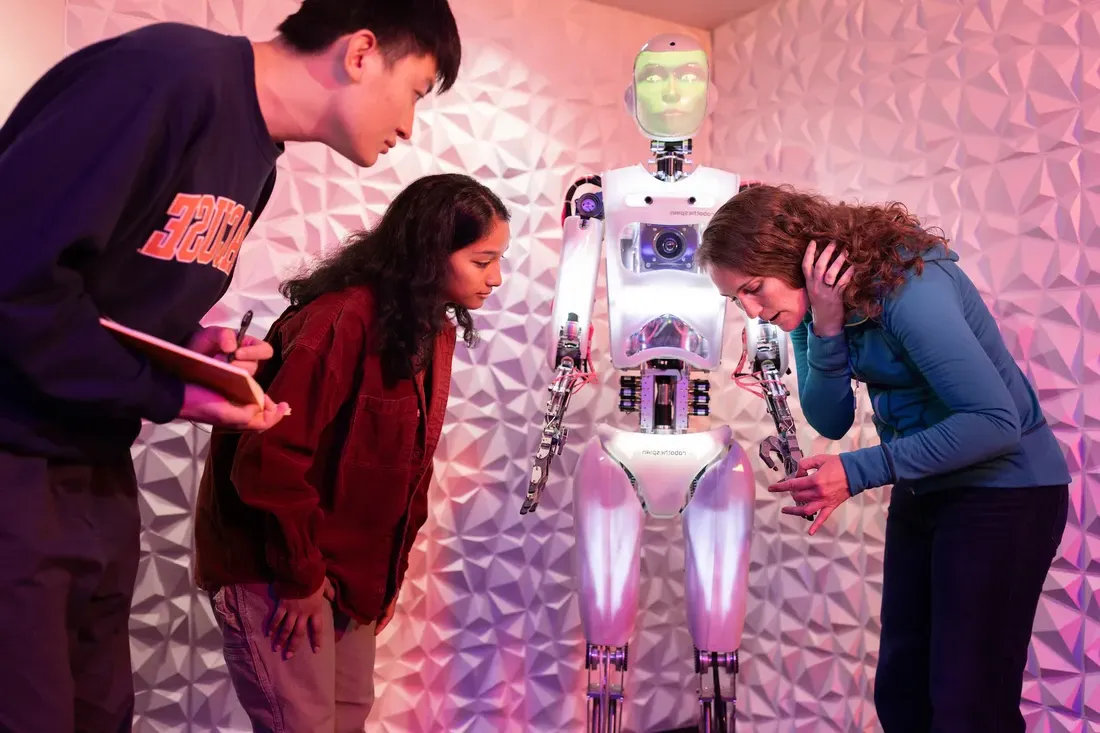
[597,166,741,370]
[601,166,736,270]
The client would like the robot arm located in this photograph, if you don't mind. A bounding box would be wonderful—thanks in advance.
[546,215,602,370]
[522,182,604,515]
[737,318,815,522]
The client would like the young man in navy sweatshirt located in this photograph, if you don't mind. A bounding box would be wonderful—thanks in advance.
[0,2,461,731]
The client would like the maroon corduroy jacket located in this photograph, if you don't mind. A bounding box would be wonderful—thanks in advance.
[193,286,455,628]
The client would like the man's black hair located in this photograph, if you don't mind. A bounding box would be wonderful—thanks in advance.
[277,0,461,92]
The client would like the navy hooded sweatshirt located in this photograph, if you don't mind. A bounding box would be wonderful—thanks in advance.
[0,22,282,460]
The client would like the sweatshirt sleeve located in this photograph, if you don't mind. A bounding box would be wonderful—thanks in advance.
[0,55,198,423]
[790,319,856,441]
[229,313,365,599]
[839,263,1021,493]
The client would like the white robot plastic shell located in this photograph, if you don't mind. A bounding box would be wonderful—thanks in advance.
[743,317,791,377]
[602,164,741,371]
[546,215,602,372]
[545,165,741,373]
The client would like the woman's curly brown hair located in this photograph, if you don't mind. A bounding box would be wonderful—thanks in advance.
[698,183,949,319]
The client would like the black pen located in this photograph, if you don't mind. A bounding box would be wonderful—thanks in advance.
[234,310,253,357]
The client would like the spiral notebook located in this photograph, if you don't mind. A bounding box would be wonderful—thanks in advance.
[99,317,265,409]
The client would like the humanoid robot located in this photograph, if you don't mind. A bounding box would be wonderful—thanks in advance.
[521,34,805,733]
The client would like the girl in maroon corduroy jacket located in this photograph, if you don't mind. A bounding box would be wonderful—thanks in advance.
[193,173,510,731]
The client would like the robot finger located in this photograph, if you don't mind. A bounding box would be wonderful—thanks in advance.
[520,491,541,514]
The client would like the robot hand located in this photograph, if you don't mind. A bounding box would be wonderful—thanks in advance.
[523,360,575,514]
[758,434,801,477]
[522,316,594,515]
[735,321,815,522]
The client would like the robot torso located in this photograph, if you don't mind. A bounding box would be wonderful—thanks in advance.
[600,163,741,372]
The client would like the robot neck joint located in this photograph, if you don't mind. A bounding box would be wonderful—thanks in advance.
[650,140,692,181]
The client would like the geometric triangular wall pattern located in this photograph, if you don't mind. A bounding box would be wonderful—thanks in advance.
[712,1,1100,730]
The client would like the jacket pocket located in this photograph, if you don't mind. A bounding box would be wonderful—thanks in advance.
[346,394,419,469]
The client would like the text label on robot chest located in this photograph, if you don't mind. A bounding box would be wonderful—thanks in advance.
[641,449,689,456]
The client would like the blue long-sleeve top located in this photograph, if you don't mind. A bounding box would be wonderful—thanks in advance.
[790,246,1069,495]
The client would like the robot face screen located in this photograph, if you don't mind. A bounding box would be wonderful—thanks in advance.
[633,49,709,140]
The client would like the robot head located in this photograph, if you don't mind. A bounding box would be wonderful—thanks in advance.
[624,33,714,143]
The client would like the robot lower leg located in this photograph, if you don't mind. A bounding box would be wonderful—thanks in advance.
[585,642,627,733]
[694,647,738,733]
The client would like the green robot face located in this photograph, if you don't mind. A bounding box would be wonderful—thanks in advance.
[632,48,709,141]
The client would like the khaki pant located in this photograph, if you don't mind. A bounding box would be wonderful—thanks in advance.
[210,582,377,733]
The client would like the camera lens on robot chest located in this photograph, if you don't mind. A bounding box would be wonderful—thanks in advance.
[656,231,685,259]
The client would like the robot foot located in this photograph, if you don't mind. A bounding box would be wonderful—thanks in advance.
[694,648,738,733]
[585,642,628,733]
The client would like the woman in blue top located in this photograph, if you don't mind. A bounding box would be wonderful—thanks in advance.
[699,183,1070,733]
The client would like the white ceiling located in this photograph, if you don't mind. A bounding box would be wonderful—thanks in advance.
[585,0,776,30]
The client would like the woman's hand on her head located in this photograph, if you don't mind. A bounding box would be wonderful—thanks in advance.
[768,453,851,535]
[803,240,854,338]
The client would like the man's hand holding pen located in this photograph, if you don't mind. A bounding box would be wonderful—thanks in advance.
[177,311,290,432]
[188,310,271,374]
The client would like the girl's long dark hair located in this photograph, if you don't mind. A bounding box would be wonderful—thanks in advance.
[280,173,509,384]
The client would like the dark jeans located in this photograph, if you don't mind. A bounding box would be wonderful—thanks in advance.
[0,451,140,733]
[874,482,1069,733]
